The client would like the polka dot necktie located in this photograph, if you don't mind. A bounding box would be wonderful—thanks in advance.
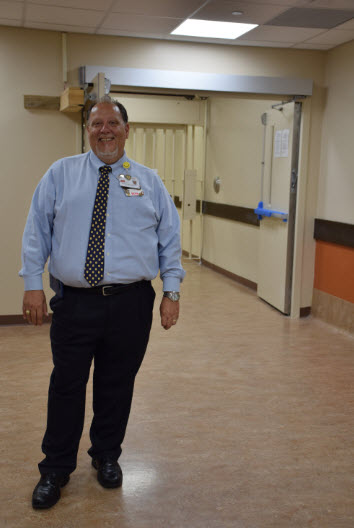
[84,165,111,287]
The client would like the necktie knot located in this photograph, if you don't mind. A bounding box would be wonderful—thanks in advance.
[99,166,112,176]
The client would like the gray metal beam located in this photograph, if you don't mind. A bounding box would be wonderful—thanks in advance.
[80,65,313,96]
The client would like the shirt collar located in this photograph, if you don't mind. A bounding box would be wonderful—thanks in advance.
[88,150,130,174]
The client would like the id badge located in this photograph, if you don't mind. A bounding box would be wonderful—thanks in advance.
[118,174,141,189]
[124,188,144,197]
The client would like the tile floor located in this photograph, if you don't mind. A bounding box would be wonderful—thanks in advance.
[1,261,354,528]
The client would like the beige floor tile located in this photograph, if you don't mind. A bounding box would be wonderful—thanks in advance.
[1,261,354,527]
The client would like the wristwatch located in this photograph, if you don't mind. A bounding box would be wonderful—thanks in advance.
[163,291,180,302]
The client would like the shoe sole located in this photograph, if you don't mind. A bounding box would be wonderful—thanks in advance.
[32,475,70,510]
[92,460,123,489]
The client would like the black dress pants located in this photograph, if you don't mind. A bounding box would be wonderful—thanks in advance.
[38,281,155,475]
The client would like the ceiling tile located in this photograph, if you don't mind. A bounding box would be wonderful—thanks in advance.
[306,0,354,8]
[304,28,354,44]
[336,18,354,30]
[101,13,182,34]
[0,0,23,20]
[26,4,102,27]
[293,42,332,49]
[235,39,299,47]
[0,19,21,27]
[243,0,316,5]
[111,0,203,18]
[27,0,111,10]
[266,7,354,28]
[190,1,287,25]
[267,7,354,29]
[3,0,351,50]
[24,21,95,33]
[97,28,168,39]
[238,25,325,42]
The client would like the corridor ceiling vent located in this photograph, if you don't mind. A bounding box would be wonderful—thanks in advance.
[171,19,258,40]
[265,8,354,29]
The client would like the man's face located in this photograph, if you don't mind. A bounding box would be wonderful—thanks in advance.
[87,103,129,164]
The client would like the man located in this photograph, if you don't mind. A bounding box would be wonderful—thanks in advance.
[20,96,185,509]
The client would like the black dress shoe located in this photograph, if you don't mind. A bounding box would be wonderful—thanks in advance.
[92,457,123,488]
[32,473,70,509]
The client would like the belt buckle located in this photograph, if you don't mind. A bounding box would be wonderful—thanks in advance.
[102,286,113,296]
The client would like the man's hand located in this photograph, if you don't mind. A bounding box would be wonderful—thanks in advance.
[160,297,179,330]
[23,290,48,326]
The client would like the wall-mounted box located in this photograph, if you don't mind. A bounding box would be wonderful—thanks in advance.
[60,87,84,112]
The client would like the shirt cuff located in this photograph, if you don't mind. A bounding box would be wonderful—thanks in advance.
[162,277,181,292]
[23,275,43,291]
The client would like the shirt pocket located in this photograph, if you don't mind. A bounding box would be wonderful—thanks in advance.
[115,191,158,232]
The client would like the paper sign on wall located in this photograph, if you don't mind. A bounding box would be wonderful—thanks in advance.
[274,129,290,158]
[274,130,282,157]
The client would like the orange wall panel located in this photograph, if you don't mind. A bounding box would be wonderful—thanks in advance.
[314,241,354,303]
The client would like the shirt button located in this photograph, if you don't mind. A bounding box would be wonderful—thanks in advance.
[107,252,110,256]
[107,233,111,236]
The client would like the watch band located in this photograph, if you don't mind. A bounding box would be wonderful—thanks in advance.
[163,291,180,302]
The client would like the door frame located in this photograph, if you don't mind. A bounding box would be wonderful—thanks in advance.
[284,101,302,315]
[81,72,312,318]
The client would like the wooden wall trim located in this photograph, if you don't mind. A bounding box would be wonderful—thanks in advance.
[24,95,60,111]
[314,219,354,249]
[202,202,260,226]
[201,259,257,291]
[174,197,259,227]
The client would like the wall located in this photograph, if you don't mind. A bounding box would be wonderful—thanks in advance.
[0,27,80,318]
[67,35,328,309]
[68,32,326,309]
[311,40,354,333]
[2,27,327,317]
[317,41,354,225]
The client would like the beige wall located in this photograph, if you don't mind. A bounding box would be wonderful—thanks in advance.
[0,27,80,316]
[66,33,326,80]
[317,40,354,224]
[2,26,331,316]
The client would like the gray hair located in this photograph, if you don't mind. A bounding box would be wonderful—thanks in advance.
[87,95,129,124]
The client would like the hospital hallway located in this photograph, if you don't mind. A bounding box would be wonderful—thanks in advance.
[1,260,354,528]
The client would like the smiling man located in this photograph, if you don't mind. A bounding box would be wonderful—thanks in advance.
[88,100,129,163]
[20,96,185,509]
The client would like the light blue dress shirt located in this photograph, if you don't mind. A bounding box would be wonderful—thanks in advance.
[20,150,185,292]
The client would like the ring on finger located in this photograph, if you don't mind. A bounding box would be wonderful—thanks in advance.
[25,310,30,315]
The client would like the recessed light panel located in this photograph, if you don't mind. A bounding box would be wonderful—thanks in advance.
[171,19,258,39]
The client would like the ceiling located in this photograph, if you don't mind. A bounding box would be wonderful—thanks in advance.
[2,0,354,50]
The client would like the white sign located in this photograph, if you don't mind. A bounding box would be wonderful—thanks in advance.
[274,129,290,158]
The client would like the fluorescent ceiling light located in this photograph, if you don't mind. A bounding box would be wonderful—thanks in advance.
[171,19,258,40]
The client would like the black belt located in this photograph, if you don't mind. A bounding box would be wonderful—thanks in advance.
[63,280,149,297]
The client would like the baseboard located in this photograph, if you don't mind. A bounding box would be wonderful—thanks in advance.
[312,288,353,335]
[300,307,311,318]
[0,314,52,326]
[201,258,257,291]
[182,250,199,258]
